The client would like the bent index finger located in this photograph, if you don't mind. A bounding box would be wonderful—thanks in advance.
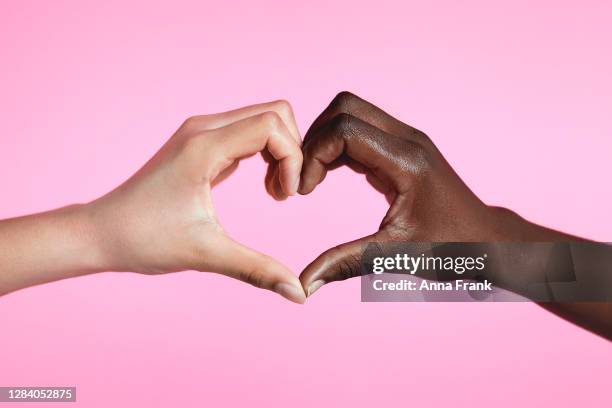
[304,91,421,145]
[299,113,425,195]
[209,111,303,196]
[195,100,302,145]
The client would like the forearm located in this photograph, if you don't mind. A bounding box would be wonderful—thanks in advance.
[0,204,106,296]
[492,208,612,340]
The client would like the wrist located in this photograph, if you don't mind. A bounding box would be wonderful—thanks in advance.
[479,207,589,293]
[71,202,114,274]
[83,195,154,274]
[485,206,579,242]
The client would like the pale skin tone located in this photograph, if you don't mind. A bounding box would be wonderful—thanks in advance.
[0,100,307,304]
[1,96,610,340]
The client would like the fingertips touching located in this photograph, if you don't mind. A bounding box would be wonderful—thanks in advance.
[256,111,302,197]
[306,279,326,297]
[299,239,366,298]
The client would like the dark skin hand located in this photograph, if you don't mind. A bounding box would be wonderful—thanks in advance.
[298,91,611,341]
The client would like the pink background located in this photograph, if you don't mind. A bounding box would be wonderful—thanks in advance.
[1,1,611,407]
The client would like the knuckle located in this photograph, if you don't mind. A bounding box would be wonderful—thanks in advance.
[415,129,433,144]
[409,144,431,171]
[407,126,434,147]
[260,111,283,132]
[330,91,357,111]
[182,115,204,129]
[180,131,217,163]
[272,99,293,116]
[329,112,355,137]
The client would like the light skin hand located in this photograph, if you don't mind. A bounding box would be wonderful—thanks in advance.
[0,100,306,303]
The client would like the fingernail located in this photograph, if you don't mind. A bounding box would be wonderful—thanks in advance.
[307,280,325,297]
[274,283,306,304]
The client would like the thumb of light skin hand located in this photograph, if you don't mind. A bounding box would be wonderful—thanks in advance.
[205,234,306,304]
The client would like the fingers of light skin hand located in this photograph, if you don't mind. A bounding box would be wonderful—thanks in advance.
[299,113,402,195]
[211,111,302,196]
[261,151,283,200]
[278,152,301,196]
[300,235,377,297]
[194,100,302,145]
[263,162,286,201]
[271,165,286,201]
[209,234,306,304]
[263,159,278,198]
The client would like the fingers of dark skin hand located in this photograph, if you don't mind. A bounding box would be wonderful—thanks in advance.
[298,106,432,292]
[297,92,483,294]
[303,91,430,146]
[298,112,429,195]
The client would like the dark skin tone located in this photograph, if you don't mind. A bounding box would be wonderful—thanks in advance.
[298,91,611,341]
